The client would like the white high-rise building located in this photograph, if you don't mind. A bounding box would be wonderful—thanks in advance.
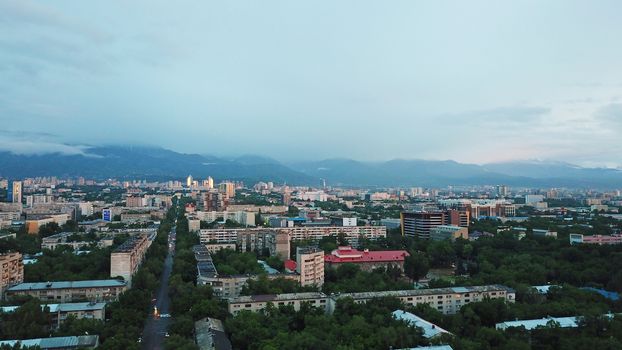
[186,175,193,188]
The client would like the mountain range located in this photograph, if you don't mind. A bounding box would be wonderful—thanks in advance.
[0,145,620,188]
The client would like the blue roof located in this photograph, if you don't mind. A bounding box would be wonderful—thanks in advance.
[1,302,106,314]
[496,316,580,330]
[581,287,620,301]
[0,335,99,349]
[392,310,451,339]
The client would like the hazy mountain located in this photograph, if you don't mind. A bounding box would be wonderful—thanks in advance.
[0,146,315,184]
[290,158,622,188]
[0,146,620,188]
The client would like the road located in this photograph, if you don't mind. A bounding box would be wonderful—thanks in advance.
[140,225,176,349]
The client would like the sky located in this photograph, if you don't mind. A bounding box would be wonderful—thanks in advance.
[1,0,621,167]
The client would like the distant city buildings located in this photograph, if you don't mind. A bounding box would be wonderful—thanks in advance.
[7,181,22,204]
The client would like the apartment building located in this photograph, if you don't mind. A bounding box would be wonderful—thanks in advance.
[296,247,324,287]
[205,243,237,253]
[110,234,152,285]
[228,292,328,315]
[0,252,24,294]
[226,285,515,316]
[0,302,106,329]
[5,280,127,302]
[194,210,255,227]
[328,285,515,315]
[25,214,70,234]
[401,212,447,239]
[41,232,96,250]
[199,226,386,249]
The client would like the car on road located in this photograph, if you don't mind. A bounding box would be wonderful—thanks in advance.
[160,313,171,318]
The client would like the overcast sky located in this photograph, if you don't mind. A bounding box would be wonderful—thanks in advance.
[1,0,621,166]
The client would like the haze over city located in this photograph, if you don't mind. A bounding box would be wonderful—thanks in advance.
[1,0,622,166]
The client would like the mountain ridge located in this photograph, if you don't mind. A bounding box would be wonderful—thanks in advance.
[0,145,620,188]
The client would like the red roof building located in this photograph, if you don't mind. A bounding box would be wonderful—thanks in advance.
[324,246,409,272]
[284,259,298,272]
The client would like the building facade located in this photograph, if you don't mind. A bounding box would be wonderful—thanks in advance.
[5,280,127,303]
[110,234,152,285]
[0,252,23,294]
[296,247,324,287]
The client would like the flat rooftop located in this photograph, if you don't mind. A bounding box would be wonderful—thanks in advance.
[0,335,99,349]
[112,234,147,253]
[6,279,126,292]
[1,302,106,313]
[334,285,515,300]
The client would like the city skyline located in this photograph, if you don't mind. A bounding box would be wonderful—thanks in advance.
[1,1,622,166]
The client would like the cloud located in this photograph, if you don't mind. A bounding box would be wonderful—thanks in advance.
[442,106,550,126]
[0,131,95,156]
[0,0,112,43]
[595,103,622,126]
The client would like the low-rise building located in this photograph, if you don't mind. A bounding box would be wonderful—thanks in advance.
[496,316,582,331]
[569,234,622,245]
[324,246,409,272]
[25,214,70,234]
[228,292,328,315]
[5,280,127,303]
[0,302,106,329]
[41,232,97,250]
[392,310,452,339]
[430,225,468,241]
[227,285,515,316]
[328,285,515,315]
[199,226,386,250]
[0,252,24,294]
[0,335,100,349]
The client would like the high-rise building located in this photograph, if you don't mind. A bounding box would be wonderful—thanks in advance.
[400,211,447,239]
[202,177,214,189]
[186,175,194,188]
[7,181,22,204]
[296,247,324,287]
[110,234,152,286]
[219,182,236,199]
[203,191,229,212]
[496,185,509,197]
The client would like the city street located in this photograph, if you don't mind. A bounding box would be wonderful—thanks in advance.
[140,226,176,350]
